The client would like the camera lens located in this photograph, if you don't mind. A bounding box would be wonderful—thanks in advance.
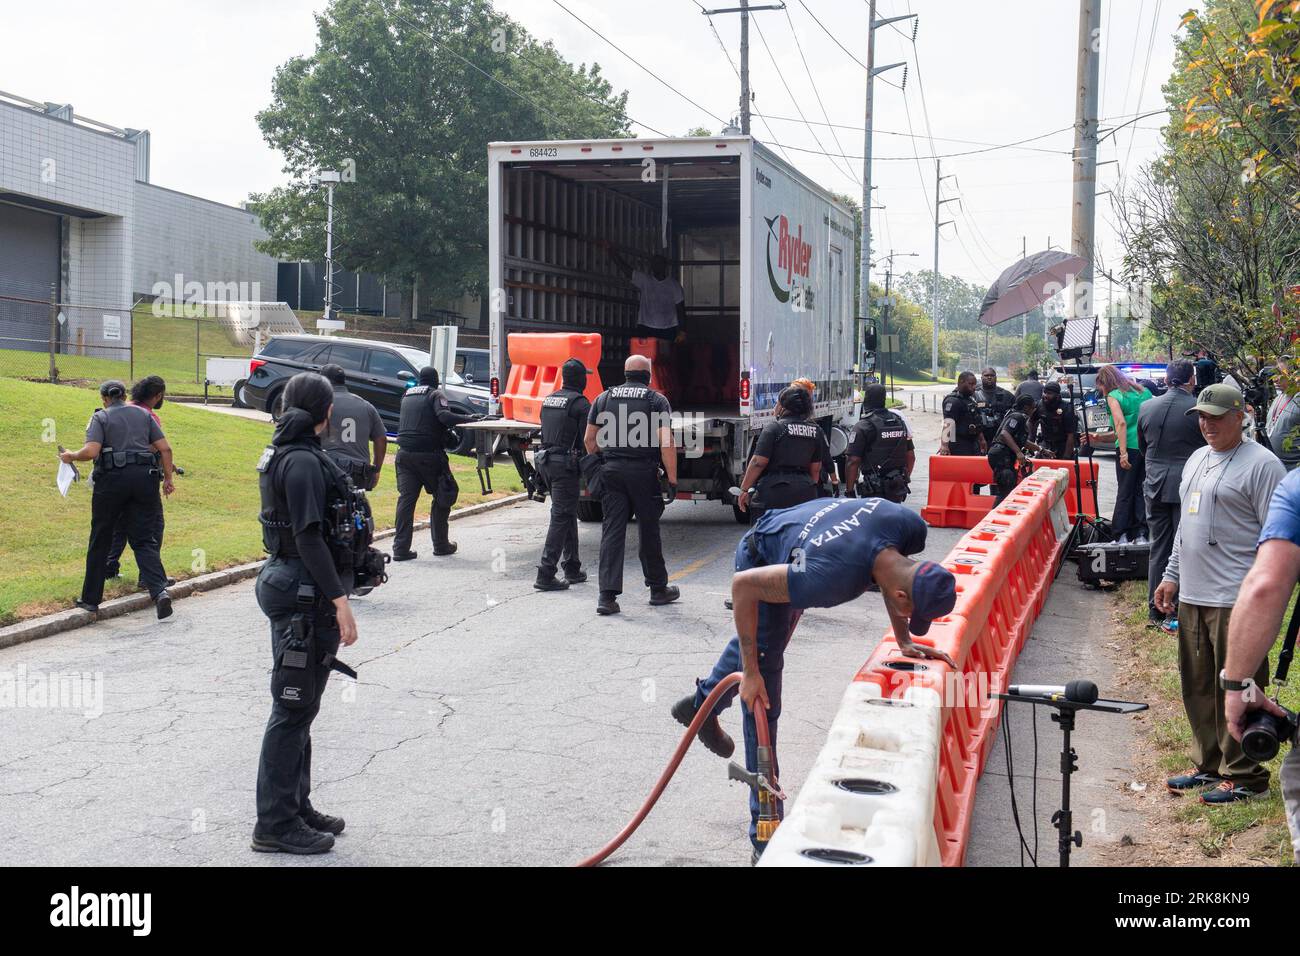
[1242,714,1282,764]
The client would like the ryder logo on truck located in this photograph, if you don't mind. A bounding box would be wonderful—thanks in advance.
[764,214,814,310]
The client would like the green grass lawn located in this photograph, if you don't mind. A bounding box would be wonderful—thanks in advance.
[0,305,254,398]
[1117,581,1299,863]
[0,378,522,625]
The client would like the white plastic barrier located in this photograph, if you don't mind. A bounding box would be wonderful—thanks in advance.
[757,680,944,867]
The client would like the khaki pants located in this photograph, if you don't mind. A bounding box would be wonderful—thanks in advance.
[1178,602,1270,790]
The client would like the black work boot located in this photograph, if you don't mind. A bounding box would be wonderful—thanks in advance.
[432,542,458,556]
[301,807,346,835]
[155,591,173,620]
[392,550,418,561]
[250,819,335,855]
[671,695,735,758]
[596,591,621,615]
[563,566,587,585]
[534,569,569,592]
[649,585,681,606]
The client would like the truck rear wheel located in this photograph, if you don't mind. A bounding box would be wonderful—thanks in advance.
[577,499,603,523]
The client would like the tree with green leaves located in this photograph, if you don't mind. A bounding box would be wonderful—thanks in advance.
[249,0,631,326]
[1115,0,1300,384]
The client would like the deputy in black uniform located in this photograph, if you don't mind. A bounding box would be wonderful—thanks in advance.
[975,367,1016,447]
[252,372,359,855]
[584,354,680,616]
[392,366,478,560]
[844,384,915,502]
[534,358,591,591]
[1034,380,1079,459]
[736,386,827,521]
[61,379,174,619]
[939,371,986,457]
[987,394,1041,503]
[104,375,172,586]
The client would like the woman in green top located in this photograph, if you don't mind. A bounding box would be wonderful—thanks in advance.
[1096,364,1153,543]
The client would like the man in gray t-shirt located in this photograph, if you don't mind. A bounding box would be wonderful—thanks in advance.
[1154,384,1286,803]
[319,364,387,490]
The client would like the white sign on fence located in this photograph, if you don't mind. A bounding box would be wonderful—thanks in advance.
[878,334,901,354]
[102,315,121,341]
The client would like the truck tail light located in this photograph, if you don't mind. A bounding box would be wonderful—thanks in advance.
[740,377,750,401]
[490,376,500,398]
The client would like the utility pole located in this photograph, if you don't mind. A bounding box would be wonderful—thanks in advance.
[701,3,786,134]
[930,158,956,379]
[1021,235,1028,342]
[861,1,913,343]
[1070,0,1101,330]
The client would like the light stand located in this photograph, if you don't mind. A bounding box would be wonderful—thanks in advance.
[995,690,1147,867]
[1049,319,1108,578]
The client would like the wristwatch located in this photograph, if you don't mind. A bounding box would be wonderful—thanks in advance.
[1219,669,1256,693]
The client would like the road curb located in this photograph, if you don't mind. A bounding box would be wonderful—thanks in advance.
[0,492,529,652]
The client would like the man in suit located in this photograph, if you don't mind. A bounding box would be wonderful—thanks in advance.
[1138,360,1205,627]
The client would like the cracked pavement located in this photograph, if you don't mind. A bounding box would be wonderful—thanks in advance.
[0,399,1129,866]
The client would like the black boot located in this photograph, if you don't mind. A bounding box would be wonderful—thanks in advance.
[301,807,346,835]
[251,819,334,855]
[534,569,570,591]
[649,585,681,606]
[597,591,621,615]
[392,550,418,561]
[563,566,587,585]
[671,695,735,758]
[432,542,458,556]
[155,591,173,620]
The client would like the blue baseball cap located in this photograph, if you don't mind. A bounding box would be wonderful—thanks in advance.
[909,561,957,635]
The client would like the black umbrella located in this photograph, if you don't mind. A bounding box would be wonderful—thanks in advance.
[978,250,1087,327]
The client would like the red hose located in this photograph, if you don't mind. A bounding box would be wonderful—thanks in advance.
[577,671,774,867]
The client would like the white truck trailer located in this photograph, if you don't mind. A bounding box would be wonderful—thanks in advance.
[476,135,858,523]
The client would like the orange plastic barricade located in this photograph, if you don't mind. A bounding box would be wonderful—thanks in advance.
[501,332,604,423]
[920,455,996,528]
[629,336,677,401]
[922,456,1100,529]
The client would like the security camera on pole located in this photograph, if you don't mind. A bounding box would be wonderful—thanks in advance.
[311,169,345,334]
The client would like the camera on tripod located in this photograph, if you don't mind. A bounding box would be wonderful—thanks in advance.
[1241,366,1276,412]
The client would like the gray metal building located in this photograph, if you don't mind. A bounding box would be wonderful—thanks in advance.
[0,89,279,357]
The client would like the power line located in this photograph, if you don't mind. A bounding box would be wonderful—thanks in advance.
[796,0,903,89]
[1124,0,1164,170]
[551,0,727,127]
[752,113,1071,153]
[780,6,862,185]
[750,13,858,191]
[692,0,791,157]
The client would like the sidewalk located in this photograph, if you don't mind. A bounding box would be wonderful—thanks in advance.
[965,455,1147,866]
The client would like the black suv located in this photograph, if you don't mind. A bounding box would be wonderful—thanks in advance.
[243,335,490,451]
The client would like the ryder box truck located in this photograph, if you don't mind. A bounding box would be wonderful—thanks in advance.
[479,136,858,523]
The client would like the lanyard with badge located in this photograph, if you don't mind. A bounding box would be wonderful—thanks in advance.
[1185,445,1242,546]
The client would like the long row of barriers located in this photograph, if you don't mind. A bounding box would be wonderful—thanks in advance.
[758,466,1073,867]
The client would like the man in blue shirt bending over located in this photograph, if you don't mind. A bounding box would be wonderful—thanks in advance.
[672,496,957,860]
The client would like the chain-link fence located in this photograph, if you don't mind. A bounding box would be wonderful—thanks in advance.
[1,294,489,394]
[0,293,134,384]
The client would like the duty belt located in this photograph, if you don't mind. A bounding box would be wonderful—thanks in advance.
[96,448,157,470]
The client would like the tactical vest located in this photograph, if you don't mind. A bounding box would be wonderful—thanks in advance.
[976,387,1015,435]
[596,383,659,460]
[860,409,910,473]
[397,385,450,452]
[944,390,982,442]
[991,410,1030,451]
[765,416,822,473]
[91,402,159,473]
[256,440,389,595]
[540,387,584,452]
[1037,401,1073,444]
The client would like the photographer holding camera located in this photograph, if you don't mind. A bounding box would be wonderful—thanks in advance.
[1225,467,1300,859]
[252,371,387,855]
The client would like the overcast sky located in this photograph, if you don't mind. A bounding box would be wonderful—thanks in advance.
[2,0,1187,309]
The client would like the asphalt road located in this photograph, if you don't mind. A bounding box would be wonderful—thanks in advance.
[0,403,1128,867]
